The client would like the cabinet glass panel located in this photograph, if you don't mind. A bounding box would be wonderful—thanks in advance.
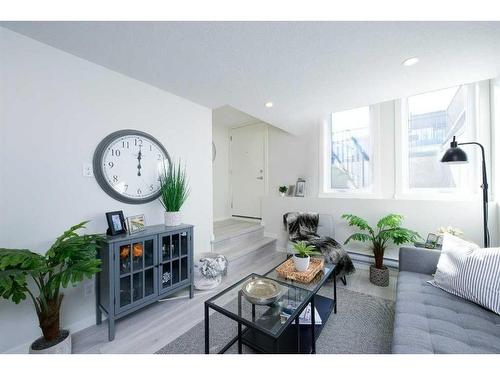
[120,276,131,307]
[132,242,144,271]
[181,232,188,256]
[144,239,154,267]
[172,235,180,258]
[172,259,180,285]
[119,245,131,275]
[133,272,143,301]
[161,236,172,261]
[145,268,154,297]
[181,257,188,281]
[162,263,171,289]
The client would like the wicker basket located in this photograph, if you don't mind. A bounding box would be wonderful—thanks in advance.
[275,257,324,283]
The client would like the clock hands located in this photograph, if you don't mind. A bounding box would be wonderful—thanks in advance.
[137,146,142,177]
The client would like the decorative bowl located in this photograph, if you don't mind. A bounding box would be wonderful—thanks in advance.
[241,277,283,305]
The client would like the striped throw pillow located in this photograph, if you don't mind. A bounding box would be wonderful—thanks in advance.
[430,234,500,315]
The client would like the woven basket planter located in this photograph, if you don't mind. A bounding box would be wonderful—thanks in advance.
[369,265,389,287]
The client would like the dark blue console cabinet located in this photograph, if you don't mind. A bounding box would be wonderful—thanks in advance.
[96,224,194,341]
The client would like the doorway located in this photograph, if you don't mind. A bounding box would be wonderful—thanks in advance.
[229,123,268,219]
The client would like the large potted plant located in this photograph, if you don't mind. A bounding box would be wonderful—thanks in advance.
[159,160,190,227]
[342,214,420,287]
[0,221,102,353]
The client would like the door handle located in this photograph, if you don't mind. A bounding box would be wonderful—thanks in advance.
[256,176,263,180]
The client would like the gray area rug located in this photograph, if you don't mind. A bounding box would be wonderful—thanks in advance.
[156,285,395,354]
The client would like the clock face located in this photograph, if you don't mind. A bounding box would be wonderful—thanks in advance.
[93,130,171,204]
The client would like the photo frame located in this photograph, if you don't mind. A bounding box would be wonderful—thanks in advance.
[105,211,127,236]
[425,233,438,249]
[127,214,146,234]
[295,178,306,197]
[287,185,295,196]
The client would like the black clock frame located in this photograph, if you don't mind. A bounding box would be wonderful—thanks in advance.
[93,129,172,204]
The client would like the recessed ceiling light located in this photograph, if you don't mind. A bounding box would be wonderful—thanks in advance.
[402,57,419,67]
[265,102,274,108]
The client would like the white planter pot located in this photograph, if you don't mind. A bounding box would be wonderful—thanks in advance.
[280,192,286,197]
[164,211,182,226]
[29,330,71,354]
[293,255,310,272]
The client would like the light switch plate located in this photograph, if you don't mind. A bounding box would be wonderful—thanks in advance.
[82,162,93,177]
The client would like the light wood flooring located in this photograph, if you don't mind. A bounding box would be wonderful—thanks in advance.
[72,251,396,354]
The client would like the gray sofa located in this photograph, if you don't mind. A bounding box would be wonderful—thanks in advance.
[392,247,500,354]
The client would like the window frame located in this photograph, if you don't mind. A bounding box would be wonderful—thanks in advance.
[394,83,484,201]
[319,104,382,199]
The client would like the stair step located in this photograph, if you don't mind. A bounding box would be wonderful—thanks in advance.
[212,226,265,253]
[212,223,264,243]
[220,237,276,262]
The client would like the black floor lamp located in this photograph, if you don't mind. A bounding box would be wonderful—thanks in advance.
[441,136,490,248]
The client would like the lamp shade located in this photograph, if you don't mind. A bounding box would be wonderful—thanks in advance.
[441,146,468,164]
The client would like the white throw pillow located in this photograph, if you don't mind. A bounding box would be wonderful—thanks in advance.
[430,234,500,315]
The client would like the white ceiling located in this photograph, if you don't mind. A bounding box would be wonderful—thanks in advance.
[2,21,500,134]
[212,105,259,128]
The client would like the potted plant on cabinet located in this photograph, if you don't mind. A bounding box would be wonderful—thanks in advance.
[292,241,322,272]
[342,214,420,287]
[0,221,102,353]
[278,185,288,197]
[159,160,190,226]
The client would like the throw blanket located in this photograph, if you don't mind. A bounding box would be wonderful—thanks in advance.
[283,212,355,277]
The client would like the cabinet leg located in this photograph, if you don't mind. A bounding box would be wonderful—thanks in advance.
[108,318,115,341]
[190,284,194,299]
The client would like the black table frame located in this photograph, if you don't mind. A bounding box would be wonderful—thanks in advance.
[204,261,337,354]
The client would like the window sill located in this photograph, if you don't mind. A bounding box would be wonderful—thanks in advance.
[318,191,382,200]
[393,192,481,202]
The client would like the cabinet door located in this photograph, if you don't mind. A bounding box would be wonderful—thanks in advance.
[159,230,190,294]
[114,236,158,314]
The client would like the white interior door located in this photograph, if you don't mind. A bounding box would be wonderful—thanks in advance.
[230,123,266,219]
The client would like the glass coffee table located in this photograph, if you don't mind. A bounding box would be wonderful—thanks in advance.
[204,259,337,354]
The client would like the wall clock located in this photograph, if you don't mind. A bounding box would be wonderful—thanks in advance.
[93,129,171,204]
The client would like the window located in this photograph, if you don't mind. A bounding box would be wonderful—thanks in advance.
[328,106,374,193]
[400,85,475,195]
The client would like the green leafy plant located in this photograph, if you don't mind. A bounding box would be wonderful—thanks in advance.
[159,160,190,212]
[342,214,420,269]
[0,222,103,342]
[279,185,288,194]
[292,241,322,258]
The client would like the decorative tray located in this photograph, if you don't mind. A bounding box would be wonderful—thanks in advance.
[275,257,325,283]
[241,277,283,305]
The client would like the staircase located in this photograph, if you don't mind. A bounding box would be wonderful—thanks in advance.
[211,219,276,262]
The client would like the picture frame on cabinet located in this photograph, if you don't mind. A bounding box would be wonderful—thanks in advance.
[106,211,127,236]
[127,214,146,234]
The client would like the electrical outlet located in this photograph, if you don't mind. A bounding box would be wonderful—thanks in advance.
[82,162,93,177]
[83,283,94,297]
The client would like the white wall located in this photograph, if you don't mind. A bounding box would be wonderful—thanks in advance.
[0,28,212,353]
[212,123,231,221]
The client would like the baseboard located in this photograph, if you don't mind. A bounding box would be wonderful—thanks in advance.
[4,314,96,354]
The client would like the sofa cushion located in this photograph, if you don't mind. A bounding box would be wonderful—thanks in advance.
[392,271,500,354]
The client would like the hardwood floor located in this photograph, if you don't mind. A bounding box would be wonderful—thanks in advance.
[72,250,396,353]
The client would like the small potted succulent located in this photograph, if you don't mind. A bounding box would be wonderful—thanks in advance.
[0,222,102,353]
[278,185,288,197]
[342,214,420,287]
[292,241,321,272]
[159,160,190,226]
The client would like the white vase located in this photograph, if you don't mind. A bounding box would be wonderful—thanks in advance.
[293,255,310,272]
[29,330,71,354]
[164,211,182,226]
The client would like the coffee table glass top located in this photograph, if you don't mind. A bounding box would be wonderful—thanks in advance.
[206,273,313,338]
[264,260,335,293]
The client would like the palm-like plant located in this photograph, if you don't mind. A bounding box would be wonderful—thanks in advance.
[159,161,190,212]
[342,214,420,269]
[0,222,102,342]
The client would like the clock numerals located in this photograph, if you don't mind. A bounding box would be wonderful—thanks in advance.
[135,138,143,147]
[112,175,118,183]
[124,184,128,192]
[137,188,142,195]
[108,161,114,168]
[149,184,154,191]
[111,149,121,157]
[122,141,130,149]
[157,154,163,161]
